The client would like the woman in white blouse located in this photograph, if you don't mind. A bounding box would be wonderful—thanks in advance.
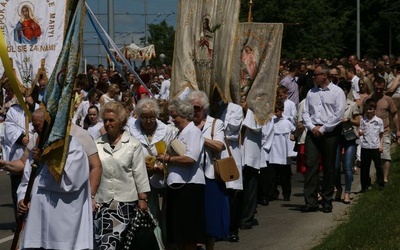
[94,101,150,249]
[83,105,105,140]
[187,90,229,249]
[129,98,177,241]
[156,98,206,249]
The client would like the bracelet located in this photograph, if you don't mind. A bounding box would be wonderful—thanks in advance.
[139,198,148,202]
[91,195,95,199]
[163,154,171,163]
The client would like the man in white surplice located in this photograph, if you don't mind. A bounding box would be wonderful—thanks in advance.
[16,109,96,250]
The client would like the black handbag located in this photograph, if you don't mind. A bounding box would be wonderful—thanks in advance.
[120,207,163,250]
[342,120,357,141]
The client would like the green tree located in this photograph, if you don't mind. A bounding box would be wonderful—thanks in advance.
[141,20,175,66]
[239,0,400,59]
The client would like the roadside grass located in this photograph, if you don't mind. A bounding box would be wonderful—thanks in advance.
[313,146,400,250]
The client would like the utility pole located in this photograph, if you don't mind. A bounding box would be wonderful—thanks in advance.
[144,0,149,66]
[108,0,114,70]
[357,0,360,59]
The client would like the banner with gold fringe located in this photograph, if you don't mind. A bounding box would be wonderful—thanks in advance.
[0,1,68,96]
[171,0,240,100]
[41,0,85,182]
[0,31,31,119]
[230,23,284,124]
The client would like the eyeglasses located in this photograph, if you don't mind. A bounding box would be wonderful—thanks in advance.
[313,73,324,76]
[193,105,203,112]
[141,117,156,122]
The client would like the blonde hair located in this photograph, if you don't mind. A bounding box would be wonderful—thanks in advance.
[100,101,127,127]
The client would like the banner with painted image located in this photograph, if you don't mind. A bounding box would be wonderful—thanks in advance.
[171,0,240,99]
[230,23,283,124]
[0,0,68,94]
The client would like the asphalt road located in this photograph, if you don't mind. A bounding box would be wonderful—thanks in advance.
[0,170,15,249]
[215,164,363,250]
[0,164,363,250]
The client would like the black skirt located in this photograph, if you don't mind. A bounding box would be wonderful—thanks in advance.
[166,183,206,244]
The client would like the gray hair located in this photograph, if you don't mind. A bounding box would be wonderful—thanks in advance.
[186,90,210,110]
[168,98,194,120]
[32,107,45,121]
[135,98,160,117]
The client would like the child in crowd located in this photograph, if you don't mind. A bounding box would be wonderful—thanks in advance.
[358,98,384,192]
[262,99,296,201]
[276,85,297,124]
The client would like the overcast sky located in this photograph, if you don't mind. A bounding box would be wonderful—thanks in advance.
[83,0,178,67]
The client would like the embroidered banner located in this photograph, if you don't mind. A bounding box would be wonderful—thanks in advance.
[41,0,85,182]
[123,43,156,61]
[230,23,283,124]
[171,0,240,99]
[0,0,68,94]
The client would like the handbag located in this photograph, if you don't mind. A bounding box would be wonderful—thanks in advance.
[211,119,240,182]
[341,120,357,141]
[120,207,164,250]
[168,138,186,156]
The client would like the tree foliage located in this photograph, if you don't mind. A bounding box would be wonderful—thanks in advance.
[145,1,400,64]
[239,0,400,59]
[141,20,175,66]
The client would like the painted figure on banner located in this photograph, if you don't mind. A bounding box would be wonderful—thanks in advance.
[195,14,221,92]
[240,44,258,100]
[199,15,220,60]
[14,3,42,45]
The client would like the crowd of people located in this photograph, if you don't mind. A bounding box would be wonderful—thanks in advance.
[0,53,399,250]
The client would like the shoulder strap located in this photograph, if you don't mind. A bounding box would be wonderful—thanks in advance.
[211,118,217,140]
[212,118,233,157]
[224,132,233,157]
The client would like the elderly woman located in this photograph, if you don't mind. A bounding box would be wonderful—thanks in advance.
[156,98,206,250]
[210,93,244,243]
[129,98,177,239]
[187,90,229,250]
[94,101,150,249]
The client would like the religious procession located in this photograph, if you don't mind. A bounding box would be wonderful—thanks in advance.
[0,0,399,250]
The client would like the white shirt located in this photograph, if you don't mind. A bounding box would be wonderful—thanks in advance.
[360,115,384,149]
[201,115,225,179]
[351,75,361,100]
[18,136,94,250]
[87,121,104,140]
[159,79,171,100]
[283,98,297,124]
[241,109,263,169]
[302,82,346,134]
[3,104,32,161]
[268,116,295,165]
[220,103,243,190]
[129,119,177,188]
[72,100,100,127]
[167,122,205,185]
